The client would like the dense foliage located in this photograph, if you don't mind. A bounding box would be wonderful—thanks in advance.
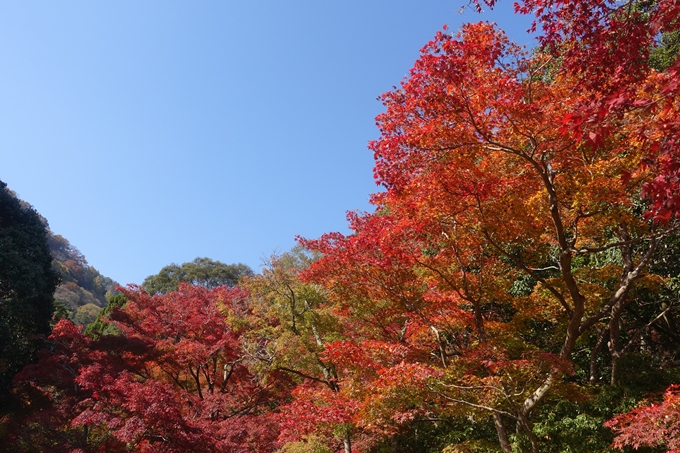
[3,285,281,452]
[0,180,60,399]
[142,257,253,295]
[296,19,680,450]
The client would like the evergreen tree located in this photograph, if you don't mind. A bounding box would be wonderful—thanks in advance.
[0,180,60,398]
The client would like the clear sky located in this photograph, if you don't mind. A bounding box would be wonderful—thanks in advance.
[0,1,535,286]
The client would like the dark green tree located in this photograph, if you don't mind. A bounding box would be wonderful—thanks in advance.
[142,257,253,295]
[52,300,71,326]
[0,180,60,398]
[84,293,127,339]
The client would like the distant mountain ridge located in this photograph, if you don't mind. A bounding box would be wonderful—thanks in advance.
[48,233,119,324]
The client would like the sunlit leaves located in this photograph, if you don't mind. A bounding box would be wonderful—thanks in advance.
[9,285,280,453]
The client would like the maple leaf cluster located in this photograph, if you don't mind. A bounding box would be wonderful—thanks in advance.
[605,385,680,451]
[4,284,281,453]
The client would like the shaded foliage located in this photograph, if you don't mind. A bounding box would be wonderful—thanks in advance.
[0,180,60,399]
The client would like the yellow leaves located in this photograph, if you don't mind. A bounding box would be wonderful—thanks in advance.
[442,440,500,453]
[279,436,334,453]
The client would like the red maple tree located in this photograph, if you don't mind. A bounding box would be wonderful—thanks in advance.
[8,284,281,453]
[300,20,677,452]
[605,385,680,451]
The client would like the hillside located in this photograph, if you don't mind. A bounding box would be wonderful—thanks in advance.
[48,233,118,325]
[4,186,118,325]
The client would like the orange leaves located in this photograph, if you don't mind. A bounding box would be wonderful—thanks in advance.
[356,362,441,434]
[514,0,680,223]
[372,23,528,192]
[277,384,367,451]
[291,6,680,449]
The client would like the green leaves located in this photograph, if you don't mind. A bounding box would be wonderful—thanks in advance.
[142,257,253,295]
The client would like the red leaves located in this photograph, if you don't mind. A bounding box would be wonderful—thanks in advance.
[513,0,666,91]
[300,9,679,448]
[278,385,358,441]
[370,22,526,192]
[507,0,680,221]
[605,385,680,451]
[12,285,280,453]
[114,284,244,373]
[73,373,206,452]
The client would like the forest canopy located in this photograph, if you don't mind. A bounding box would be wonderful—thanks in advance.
[1,0,680,451]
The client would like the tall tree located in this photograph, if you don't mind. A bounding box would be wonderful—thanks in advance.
[301,21,678,452]
[0,180,60,399]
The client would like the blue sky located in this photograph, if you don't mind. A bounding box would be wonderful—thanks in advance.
[1,1,535,286]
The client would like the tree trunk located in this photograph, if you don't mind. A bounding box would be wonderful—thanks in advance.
[493,414,512,453]
[589,327,607,384]
[343,434,352,453]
